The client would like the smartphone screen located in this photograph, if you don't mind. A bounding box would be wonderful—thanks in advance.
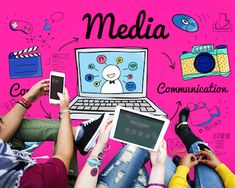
[50,75,64,100]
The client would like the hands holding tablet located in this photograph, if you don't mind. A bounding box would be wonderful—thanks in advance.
[150,140,167,167]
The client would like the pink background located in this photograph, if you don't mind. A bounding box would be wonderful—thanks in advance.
[0,0,234,173]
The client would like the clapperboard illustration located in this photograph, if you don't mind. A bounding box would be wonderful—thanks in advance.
[9,46,42,78]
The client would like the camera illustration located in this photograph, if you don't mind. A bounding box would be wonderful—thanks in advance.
[180,44,230,80]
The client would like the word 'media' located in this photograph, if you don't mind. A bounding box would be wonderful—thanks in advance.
[83,10,169,40]
[157,82,228,94]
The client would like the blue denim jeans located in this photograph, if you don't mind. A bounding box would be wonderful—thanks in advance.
[97,145,177,188]
[189,141,224,188]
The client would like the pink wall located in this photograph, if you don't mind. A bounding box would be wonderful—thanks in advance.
[0,0,234,173]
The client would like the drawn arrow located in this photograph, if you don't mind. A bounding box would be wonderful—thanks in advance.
[58,37,79,51]
[40,100,52,119]
[162,52,176,70]
[170,101,182,121]
[217,13,230,28]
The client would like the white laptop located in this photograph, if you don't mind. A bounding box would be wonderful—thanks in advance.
[69,48,167,119]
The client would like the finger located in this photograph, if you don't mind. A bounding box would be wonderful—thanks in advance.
[105,122,113,134]
[197,155,203,161]
[100,117,111,132]
[103,120,113,132]
[198,159,209,165]
[197,150,211,157]
[57,92,63,100]
[43,83,49,88]
[186,153,195,158]
[205,148,213,153]
[162,139,167,150]
[63,88,69,99]
[40,79,50,84]
[193,160,199,166]
[42,91,49,95]
[43,87,49,91]
[157,140,165,152]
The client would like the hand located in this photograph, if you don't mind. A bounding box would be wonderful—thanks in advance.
[97,119,113,148]
[197,149,221,169]
[57,88,70,111]
[150,140,167,167]
[180,153,198,169]
[23,79,50,103]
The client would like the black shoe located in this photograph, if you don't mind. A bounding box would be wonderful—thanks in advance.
[175,108,201,151]
[179,107,190,123]
[198,143,213,152]
[75,113,109,155]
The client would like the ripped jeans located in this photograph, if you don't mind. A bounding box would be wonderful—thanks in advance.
[97,145,176,188]
[189,141,224,188]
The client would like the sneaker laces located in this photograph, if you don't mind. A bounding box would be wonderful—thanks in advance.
[81,119,96,127]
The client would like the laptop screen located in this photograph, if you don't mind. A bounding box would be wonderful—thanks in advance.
[76,48,146,96]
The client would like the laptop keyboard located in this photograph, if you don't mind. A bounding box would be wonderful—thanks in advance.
[70,99,156,112]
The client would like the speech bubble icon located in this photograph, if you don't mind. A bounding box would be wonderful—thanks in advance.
[97,55,107,64]
[88,63,95,69]
[116,57,123,64]
[127,74,133,79]
[93,81,101,87]
[85,74,94,82]
[128,62,138,71]
[50,12,64,23]
[125,81,136,91]
[88,63,98,71]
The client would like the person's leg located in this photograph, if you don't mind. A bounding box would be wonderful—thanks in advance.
[97,145,149,188]
[9,118,78,188]
[189,142,224,188]
[131,156,191,188]
[67,150,79,188]
[10,118,60,150]
[176,108,224,188]
[175,108,202,151]
[131,166,149,188]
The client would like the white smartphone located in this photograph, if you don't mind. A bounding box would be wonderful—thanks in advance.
[49,71,65,104]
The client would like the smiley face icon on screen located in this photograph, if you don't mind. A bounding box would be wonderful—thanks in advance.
[101,64,123,93]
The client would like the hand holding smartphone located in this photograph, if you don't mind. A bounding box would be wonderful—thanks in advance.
[49,71,65,104]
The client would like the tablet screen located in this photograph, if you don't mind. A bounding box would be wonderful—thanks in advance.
[113,109,165,149]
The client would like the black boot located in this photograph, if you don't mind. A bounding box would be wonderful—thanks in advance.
[175,108,201,151]
[179,107,190,122]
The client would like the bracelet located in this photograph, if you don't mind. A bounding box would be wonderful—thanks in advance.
[17,101,27,109]
[60,109,70,114]
[87,157,101,167]
[17,97,32,109]
[90,152,103,161]
[146,183,165,188]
